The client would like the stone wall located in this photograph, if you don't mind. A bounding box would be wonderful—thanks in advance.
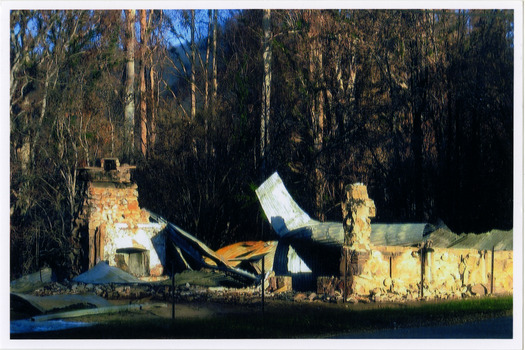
[345,245,513,300]
[331,182,513,301]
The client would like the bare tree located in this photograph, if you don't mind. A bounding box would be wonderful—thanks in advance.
[190,10,196,120]
[260,9,272,176]
[124,9,136,158]
[212,10,218,118]
[139,9,148,156]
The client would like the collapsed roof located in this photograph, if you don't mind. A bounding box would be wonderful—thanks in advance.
[254,172,513,290]
[70,213,260,286]
[255,172,513,251]
[148,212,258,283]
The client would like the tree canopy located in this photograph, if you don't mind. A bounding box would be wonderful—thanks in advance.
[10,9,514,279]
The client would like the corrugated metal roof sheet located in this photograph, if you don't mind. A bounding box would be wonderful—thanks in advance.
[427,228,513,250]
[284,222,345,249]
[215,241,277,262]
[370,223,432,247]
[255,172,319,235]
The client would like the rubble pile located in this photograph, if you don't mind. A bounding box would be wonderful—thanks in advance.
[20,274,502,310]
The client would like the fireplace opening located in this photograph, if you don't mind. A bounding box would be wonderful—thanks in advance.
[115,247,150,277]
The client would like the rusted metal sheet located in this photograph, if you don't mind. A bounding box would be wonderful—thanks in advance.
[213,241,278,274]
[215,241,277,264]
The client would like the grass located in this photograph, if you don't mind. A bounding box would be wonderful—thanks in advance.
[11,295,512,339]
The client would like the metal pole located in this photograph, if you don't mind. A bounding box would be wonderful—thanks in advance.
[389,255,393,293]
[172,261,175,320]
[460,255,464,286]
[343,248,347,303]
[261,256,265,314]
[420,249,425,299]
[491,245,495,294]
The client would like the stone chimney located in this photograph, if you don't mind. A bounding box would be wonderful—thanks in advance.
[339,183,376,297]
[341,183,376,251]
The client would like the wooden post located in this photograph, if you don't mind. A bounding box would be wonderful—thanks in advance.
[491,246,495,294]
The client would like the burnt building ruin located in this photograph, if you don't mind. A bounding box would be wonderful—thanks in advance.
[256,172,513,299]
[70,162,512,300]
[72,158,256,283]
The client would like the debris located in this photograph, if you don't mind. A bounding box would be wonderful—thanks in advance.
[10,293,111,318]
[167,270,246,289]
[268,276,292,293]
[273,286,290,294]
[256,172,512,252]
[293,293,307,302]
[212,241,278,274]
[10,268,56,294]
[346,296,359,304]
[73,261,143,284]
[470,284,487,296]
[148,212,258,284]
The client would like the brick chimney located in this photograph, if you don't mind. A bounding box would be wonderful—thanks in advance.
[74,158,166,279]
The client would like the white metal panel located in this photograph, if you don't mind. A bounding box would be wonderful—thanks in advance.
[255,172,318,236]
